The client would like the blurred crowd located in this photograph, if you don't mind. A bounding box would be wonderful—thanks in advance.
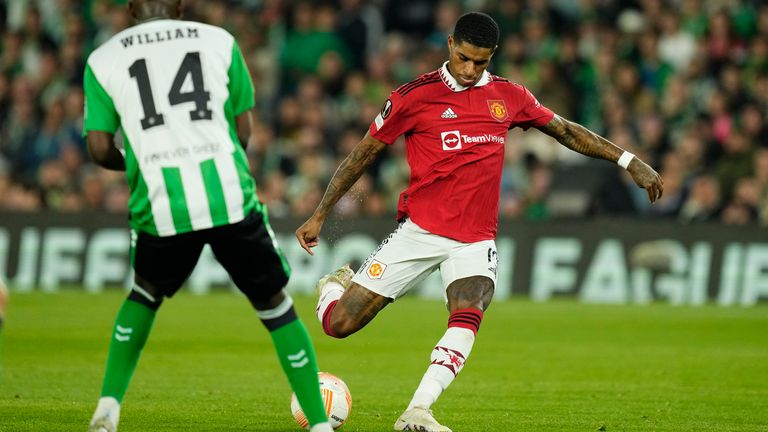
[0,0,766,225]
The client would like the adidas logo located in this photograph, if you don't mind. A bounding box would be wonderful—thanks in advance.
[441,107,458,119]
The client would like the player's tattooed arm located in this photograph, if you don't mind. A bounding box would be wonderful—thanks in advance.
[87,131,126,171]
[296,132,386,254]
[537,114,664,203]
[316,132,387,218]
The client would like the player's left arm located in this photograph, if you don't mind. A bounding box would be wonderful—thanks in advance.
[537,114,664,203]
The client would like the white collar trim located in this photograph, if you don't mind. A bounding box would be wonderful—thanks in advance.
[439,62,491,92]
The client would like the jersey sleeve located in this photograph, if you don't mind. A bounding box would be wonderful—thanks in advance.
[83,63,120,135]
[227,42,255,116]
[511,85,554,130]
[368,91,413,145]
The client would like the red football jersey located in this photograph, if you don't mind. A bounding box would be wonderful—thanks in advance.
[369,62,554,242]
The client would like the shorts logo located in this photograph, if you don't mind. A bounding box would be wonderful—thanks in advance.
[487,100,508,122]
[487,247,498,276]
[367,260,387,279]
[441,130,462,151]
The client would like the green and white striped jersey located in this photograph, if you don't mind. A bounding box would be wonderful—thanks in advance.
[84,19,258,236]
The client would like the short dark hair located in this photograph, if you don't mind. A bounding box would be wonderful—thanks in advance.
[453,12,500,49]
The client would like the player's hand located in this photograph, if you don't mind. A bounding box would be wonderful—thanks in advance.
[627,158,664,203]
[296,215,324,256]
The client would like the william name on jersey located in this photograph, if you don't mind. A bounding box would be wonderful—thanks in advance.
[121,27,199,48]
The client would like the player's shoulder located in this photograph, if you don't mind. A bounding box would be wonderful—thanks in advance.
[487,73,528,94]
[392,70,443,99]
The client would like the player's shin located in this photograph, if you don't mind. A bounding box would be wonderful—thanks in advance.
[100,286,161,402]
[259,294,330,429]
[407,308,483,410]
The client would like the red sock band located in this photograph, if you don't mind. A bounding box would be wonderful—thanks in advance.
[321,300,338,337]
[448,308,483,335]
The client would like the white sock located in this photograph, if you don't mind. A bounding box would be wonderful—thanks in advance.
[407,327,475,410]
[315,281,344,323]
[309,422,333,432]
[90,396,120,427]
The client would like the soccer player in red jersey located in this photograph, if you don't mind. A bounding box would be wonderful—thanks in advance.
[297,12,663,432]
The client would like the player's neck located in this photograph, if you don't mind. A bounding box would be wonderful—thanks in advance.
[137,16,171,24]
[134,6,178,23]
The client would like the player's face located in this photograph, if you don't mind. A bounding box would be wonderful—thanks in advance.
[446,35,495,87]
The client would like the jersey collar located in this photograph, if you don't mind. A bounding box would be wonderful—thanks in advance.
[439,62,491,92]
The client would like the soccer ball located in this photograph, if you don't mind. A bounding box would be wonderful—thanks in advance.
[291,372,352,430]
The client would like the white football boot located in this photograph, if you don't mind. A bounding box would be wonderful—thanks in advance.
[394,407,452,432]
[315,265,354,296]
[88,397,120,432]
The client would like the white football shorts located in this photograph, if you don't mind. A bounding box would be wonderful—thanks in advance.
[351,218,498,300]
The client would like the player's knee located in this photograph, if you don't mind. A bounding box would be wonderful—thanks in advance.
[326,314,358,339]
[128,277,164,311]
[257,292,298,332]
[447,276,494,311]
[249,290,286,311]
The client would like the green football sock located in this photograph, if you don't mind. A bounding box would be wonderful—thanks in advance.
[100,298,156,402]
[270,319,328,426]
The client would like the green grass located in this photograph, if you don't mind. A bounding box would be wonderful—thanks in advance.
[1,291,767,431]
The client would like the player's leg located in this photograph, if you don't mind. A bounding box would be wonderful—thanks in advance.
[89,230,204,432]
[209,210,332,432]
[395,241,496,432]
[316,219,442,339]
[316,281,392,338]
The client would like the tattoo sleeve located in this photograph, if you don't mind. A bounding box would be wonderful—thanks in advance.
[537,114,624,163]
[314,132,387,219]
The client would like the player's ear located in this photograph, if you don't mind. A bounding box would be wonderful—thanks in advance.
[447,34,454,51]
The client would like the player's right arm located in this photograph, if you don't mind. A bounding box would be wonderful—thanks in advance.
[235,110,253,149]
[297,88,413,255]
[87,132,125,171]
[295,132,387,255]
[83,63,125,171]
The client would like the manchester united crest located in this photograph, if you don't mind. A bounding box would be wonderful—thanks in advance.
[366,259,387,279]
[487,100,508,122]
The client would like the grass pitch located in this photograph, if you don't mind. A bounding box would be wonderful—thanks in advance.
[0,291,766,431]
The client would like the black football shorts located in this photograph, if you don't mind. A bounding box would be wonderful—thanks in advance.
[131,210,290,302]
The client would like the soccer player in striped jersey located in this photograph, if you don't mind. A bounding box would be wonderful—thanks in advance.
[297,12,663,432]
[83,1,332,431]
